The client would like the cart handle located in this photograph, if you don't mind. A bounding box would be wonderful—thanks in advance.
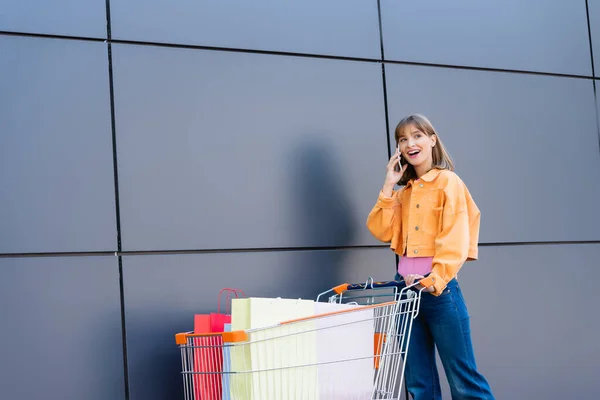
[333,276,435,294]
[332,280,399,294]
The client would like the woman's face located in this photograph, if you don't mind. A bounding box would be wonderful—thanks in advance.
[397,125,437,168]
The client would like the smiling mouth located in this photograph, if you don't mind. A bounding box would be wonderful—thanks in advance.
[407,149,421,158]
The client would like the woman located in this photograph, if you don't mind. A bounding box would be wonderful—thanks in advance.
[366,114,495,399]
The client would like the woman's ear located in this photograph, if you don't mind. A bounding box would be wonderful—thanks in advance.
[430,134,437,148]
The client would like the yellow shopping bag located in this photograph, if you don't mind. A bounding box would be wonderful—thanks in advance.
[229,297,318,399]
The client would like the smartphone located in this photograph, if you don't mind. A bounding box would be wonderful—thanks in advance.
[394,145,406,172]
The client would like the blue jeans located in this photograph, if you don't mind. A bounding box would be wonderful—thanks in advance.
[396,275,495,400]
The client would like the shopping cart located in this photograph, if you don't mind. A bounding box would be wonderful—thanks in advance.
[174,277,430,399]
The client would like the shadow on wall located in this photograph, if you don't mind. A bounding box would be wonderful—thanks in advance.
[286,135,356,299]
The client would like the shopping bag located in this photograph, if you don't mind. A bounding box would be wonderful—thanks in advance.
[194,314,211,333]
[193,314,222,399]
[229,297,318,400]
[192,288,244,400]
[221,323,232,400]
[192,334,224,400]
[313,302,375,398]
[374,332,386,369]
[210,288,245,333]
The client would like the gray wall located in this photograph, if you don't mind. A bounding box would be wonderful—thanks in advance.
[1,1,599,399]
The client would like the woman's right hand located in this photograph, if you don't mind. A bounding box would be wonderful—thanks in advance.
[382,154,407,195]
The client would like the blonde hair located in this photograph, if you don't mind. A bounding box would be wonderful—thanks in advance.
[394,114,454,186]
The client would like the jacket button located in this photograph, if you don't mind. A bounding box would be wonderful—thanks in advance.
[416,204,420,208]
[414,249,418,254]
[415,226,419,231]
[419,184,424,188]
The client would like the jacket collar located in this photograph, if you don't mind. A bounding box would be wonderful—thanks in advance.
[405,168,443,188]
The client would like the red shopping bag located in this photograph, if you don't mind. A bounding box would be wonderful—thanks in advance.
[209,288,245,333]
[192,288,245,399]
[193,334,224,400]
[194,314,211,333]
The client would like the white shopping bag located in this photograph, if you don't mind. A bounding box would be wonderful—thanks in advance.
[313,302,375,399]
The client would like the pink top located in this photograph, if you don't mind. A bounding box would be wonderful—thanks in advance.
[397,256,433,278]
[397,177,434,278]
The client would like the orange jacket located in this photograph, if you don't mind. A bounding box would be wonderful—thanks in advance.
[366,168,481,296]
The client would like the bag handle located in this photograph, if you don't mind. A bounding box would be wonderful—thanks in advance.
[217,288,246,314]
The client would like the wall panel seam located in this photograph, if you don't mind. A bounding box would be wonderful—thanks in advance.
[1,30,599,81]
[1,241,598,259]
[585,0,600,153]
[105,0,130,398]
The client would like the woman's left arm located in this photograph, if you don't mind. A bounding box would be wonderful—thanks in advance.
[424,175,471,296]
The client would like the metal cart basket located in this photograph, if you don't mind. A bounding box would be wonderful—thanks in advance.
[175,278,427,399]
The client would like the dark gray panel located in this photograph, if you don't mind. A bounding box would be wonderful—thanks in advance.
[113,44,387,251]
[385,64,600,243]
[110,0,380,59]
[589,0,600,77]
[0,36,117,253]
[0,256,124,400]
[123,248,395,400]
[0,0,106,38]
[381,0,592,76]
[440,244,600,398]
